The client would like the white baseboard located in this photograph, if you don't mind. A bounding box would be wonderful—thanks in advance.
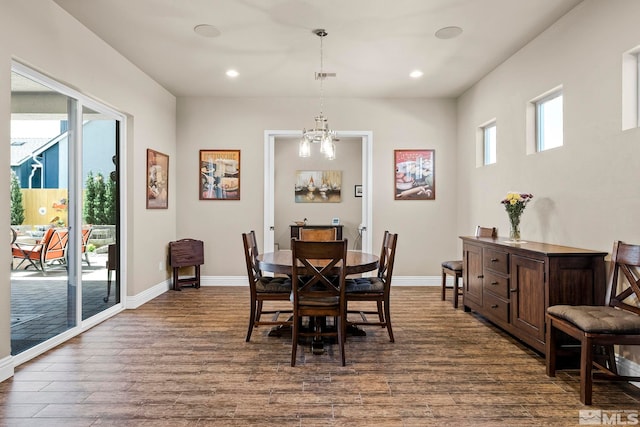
[0,356,13,383]
[126,279,171,309]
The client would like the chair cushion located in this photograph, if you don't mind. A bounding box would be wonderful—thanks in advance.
[345,277,384,293]
[255,277,291,293]
[547,305,640,334]
[441,260,462,271]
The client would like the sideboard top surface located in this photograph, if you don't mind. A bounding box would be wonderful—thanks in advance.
[460,236,608,257]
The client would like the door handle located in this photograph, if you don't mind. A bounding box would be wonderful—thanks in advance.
[269,226,275,231]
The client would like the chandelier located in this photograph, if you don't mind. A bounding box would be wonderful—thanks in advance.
[299,29,336,160]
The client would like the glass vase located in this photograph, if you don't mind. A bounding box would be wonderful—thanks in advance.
[509,216,521,242]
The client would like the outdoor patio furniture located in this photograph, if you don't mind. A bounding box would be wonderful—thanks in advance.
[11,227,68,273]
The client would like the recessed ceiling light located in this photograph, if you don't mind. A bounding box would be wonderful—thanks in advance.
[435,26,463,40]
[409,70,424,79]
[194,24,221,38]
[226,69,239,78]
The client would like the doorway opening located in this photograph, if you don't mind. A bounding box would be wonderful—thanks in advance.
[263,130,373,255]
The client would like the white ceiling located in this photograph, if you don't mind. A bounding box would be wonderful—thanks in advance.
[53,0,582,98]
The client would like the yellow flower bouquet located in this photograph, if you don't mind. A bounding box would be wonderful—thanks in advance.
[500,192,533,241]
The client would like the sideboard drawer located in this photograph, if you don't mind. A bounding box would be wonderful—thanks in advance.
[483,271,509,299]
[482,291,509,323]
[483,248,509,274]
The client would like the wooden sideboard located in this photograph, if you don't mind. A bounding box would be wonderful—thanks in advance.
[460,236,607,354]
[290,224,343,240]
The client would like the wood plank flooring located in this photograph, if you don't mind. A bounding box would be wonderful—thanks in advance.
[0,286,638,426]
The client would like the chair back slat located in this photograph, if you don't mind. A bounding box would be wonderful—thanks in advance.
[43,228,68,262]
[377,231,398,286]
[606,241,640,315]
[291,239,347,302]
[299,228,337,241]
[242,230,262,283]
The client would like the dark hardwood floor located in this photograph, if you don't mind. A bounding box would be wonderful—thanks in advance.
[0,286,638,426]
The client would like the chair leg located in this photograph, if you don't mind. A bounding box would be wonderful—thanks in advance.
[603,344,618,374]
[580,337,594,405]
[384,299,394,343]
[246,297,257,342]
[104,270,112,303]
[291,314,299,367]
[453,273,460,308]
[376,301,384,323]
[441,270,447,301]
[338,316,345,367]
[545,317,557,377]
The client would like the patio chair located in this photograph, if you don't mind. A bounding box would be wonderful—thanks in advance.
[81,226,93,266]
[11,227,69,273]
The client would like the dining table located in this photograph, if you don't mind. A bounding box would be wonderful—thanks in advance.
[257,249,380,353]
[257,249,379,276]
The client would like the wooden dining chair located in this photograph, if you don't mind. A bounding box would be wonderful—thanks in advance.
[242,230,292,342]
[345,231,398,342]
[291,238,348,366]
[546,240,640,405]
[299,227,337,241]
[441,225,497,308]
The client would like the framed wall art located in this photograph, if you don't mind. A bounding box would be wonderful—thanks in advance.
[146,148,169,209]
[295,170,341,203]
[394,149,435,200]
[354,185,363,197]
[199,149,240,200]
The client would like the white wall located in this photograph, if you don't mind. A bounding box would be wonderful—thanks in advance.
[1,1,177,363]
[176,97,458,277]
[457,0,640,251]
[457,0,640,364]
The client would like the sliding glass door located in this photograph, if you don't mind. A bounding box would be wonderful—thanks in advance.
[10,63,122,357]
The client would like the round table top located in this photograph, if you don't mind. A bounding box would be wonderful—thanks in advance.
[257,249,379,276]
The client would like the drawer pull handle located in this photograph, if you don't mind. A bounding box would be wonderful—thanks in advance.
[510,288,517,293]
[491,304,499,309]
[477,275,484,279]
[490,281,499,285]
[491,258,499,262]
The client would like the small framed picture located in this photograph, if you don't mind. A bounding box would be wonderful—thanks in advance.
[354,185,363,197]
[199,149,240,200]
[147,149,169,209]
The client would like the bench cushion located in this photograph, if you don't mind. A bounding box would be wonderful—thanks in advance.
[547,305,640,334]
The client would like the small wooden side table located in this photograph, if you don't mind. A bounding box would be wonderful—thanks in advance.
[169,238,204,291]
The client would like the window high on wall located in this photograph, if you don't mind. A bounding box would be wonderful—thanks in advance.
[622,46,640,130]
[535,91,563,151]
[483,121,497,165]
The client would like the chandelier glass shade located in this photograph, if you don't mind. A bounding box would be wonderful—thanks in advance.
[300,29,336,159]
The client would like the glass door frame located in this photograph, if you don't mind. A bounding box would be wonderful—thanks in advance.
[11,60,127,365]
